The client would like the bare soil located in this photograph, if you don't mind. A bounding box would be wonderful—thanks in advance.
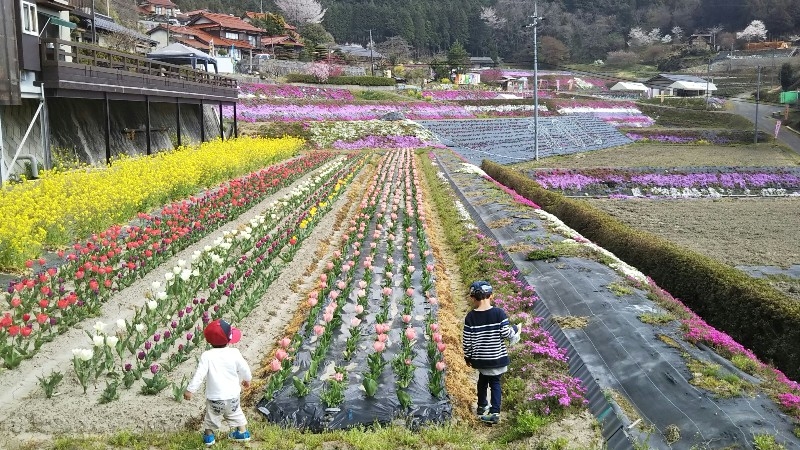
[514,142,800,169]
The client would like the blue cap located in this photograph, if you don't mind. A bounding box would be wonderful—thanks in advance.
[469,281,493,299]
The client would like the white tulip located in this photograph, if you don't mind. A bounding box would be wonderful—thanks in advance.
[147,300,158,311]
[157,291,167,300]
[192,269,200,277]
[180,269,192,281]
[93,321,107,333]
[177,259,186,268]
[192,251,202,261]
[116,319,126,330]
[106,336,119,347]
[135,323,146,333]
[164,272,175,281]
[172,266,181,275]
[92,334,105,347]
[204,245,213,252]
[72,348,93,361]
[151,281,161,291]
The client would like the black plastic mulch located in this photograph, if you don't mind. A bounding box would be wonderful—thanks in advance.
[433,148,800,450]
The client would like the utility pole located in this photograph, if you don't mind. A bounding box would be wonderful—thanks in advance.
[754,66,761,145]
[369,29,374,76]
[705,59,711,110]
[525,1,543,160]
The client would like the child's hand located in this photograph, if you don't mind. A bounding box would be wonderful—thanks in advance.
[183,390,193,401]
[242,380,251,389]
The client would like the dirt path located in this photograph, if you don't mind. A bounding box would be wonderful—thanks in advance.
[0,162,355,447]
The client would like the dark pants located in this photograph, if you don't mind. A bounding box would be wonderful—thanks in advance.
[477,373,502,414]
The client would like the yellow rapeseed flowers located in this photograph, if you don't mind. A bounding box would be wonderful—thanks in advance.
[0,136,303,270]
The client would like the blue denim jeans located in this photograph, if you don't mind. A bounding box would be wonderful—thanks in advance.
[477,373,502,414]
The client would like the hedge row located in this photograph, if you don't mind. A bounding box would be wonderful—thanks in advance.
[482,160,800,380]
[284,74,396,86]
[621,128,766,144]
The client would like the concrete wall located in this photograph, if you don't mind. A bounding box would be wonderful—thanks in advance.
[46,98,222,165]
[0,99,46,179]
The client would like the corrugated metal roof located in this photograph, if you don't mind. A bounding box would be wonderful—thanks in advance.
[93,15,156,44]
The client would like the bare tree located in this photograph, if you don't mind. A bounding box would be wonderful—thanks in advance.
[275,0,325,25]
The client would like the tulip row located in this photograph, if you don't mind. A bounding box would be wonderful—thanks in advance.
[261,149,447,425]
[70,154,365,398]
[0,153,337,370]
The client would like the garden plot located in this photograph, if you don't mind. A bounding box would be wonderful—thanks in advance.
[257,149,450,430]
[432,149,800,449]
[526,167,800,198]
[416,116,631,165]
[0,154,365,435]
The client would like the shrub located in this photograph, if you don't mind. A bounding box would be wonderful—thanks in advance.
[285,74,396,86]
[604,50,639,68]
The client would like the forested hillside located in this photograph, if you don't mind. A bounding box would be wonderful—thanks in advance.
[174,0,800,63]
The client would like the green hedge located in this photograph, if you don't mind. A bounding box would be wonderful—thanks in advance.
[482,160,800,380]
[285,74,396,86]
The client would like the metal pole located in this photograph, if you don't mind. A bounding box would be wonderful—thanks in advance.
[705,59,710,110]
[369,29,374,76]
[533,1,540,161]
[145,96,152,155]
[754,66,761,145]
[176,98,182,147]
[104,93,111,164]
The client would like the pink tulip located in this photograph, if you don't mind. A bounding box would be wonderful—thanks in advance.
[375,324,385,334]
[373,341,386,352]
[382,287,392,296]
[405,328,417,340]
[358,280,367,289]
[342,264,351,272]
[430,323,439,332]
[270,358,281,372]
[402,314,412,324]
[329,290,339,300]
[354,249,360,256]
[428,297,438,305]
[355,305,364,314]
[363,261,372,269]
[424,250,431,257]
[357,289,366,298]
[333,372,344,382]
[387,257,394,265]
[320,274,327,282]
[333,250,341,259]
[275,349,288,361]
[435,361,446,371]
[350,317,361,327]
[405,288,414,297]
[323,312,333,323]
[314,325,325,336]
[426,264,435,272]
[377,333,388,343]
[407,266,415,273]
[337,281,346,290]
[326,262,334,271]
[433,332,442,343]
[279,337,291,348]
[308,298,318,307]
[437,342,446,352]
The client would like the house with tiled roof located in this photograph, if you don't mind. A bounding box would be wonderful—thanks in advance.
[146,24,253,57]
[138,0,180,19]
[185,11,263,58]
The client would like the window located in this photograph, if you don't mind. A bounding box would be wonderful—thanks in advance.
[248,35,257,46]
[224,31,238,40]
[21,1,38,35]
[155,6,162,14]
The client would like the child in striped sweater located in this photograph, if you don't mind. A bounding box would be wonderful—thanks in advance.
[462,280,520,424]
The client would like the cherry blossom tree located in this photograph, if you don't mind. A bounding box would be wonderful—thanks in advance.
[480,7,506,29]
[628,27,662,47]
[736,20,767,42]
[275,0,326,24]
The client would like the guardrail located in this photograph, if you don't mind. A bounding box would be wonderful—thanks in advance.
[40,38,236,89]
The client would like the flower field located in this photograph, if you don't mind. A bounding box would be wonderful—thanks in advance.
[528,168,800,198]
[3,85,800,448]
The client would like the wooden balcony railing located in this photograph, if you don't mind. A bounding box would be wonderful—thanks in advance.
[40,38,237,93]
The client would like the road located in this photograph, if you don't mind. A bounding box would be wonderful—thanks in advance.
[729,98,800,153]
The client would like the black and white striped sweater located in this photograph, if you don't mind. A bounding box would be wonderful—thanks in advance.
[463,307,512,369]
